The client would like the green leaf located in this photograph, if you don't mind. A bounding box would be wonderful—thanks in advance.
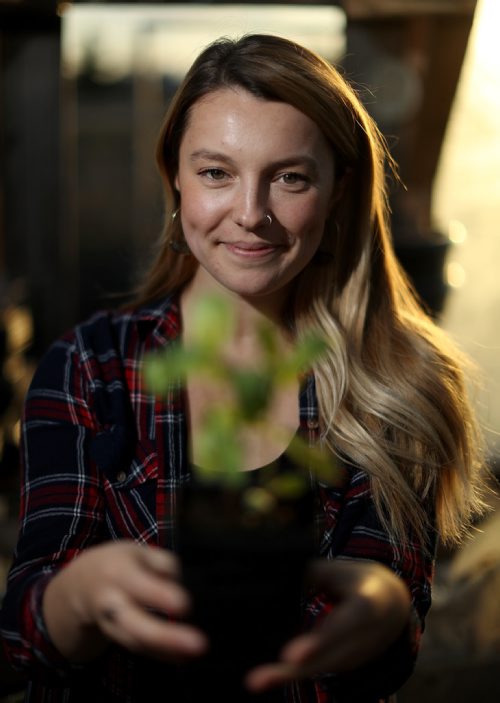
[256,320,279,365]
[263,472,308,499]
[232,370,273,420]
[242,486,277,513]
[195,408,243,479]
[277,333,329,381]
[190,295,234,351]
[286,435,339,485]
[143,345,226,395]
[142,352,174,395]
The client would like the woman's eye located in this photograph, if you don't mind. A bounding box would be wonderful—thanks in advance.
[200,168,227,181]
[279,172,308,186]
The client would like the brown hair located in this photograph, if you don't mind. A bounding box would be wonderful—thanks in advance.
[136,34,487,546]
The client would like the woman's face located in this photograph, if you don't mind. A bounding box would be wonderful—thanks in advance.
[175,87,336,311]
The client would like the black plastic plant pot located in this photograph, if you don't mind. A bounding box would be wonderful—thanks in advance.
[177,477,316,702]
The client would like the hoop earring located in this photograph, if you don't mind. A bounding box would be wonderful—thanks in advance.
[169,208,191,255]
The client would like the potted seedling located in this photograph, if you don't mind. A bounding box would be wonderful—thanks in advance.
[144,296,339,700]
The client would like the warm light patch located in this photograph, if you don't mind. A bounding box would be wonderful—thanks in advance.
[446,262,467,289]
[447,219,468,245]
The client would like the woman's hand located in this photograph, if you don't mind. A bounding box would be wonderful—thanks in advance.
[245,559,412,692]
[43,541,208,663]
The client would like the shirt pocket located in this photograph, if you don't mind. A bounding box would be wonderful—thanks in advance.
[90,424,159,543]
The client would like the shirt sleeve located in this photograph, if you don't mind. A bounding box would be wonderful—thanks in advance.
[0,331,104,678]
[304,467,436,701]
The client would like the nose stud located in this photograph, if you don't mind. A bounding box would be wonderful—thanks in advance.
[265,213,273,226]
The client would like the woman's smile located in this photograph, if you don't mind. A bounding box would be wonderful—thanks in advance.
[222,240,283,259]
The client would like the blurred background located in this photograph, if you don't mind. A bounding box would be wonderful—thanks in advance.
[0,1,499,701]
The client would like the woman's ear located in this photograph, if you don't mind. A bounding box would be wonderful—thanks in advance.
[174,174,180,191]
[329,167,352,211]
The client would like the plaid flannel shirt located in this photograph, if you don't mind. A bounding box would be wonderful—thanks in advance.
[0,295,434,702]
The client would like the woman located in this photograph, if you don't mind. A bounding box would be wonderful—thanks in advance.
[0,34,486,702]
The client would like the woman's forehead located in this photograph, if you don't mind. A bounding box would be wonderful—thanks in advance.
[181,87,333,162]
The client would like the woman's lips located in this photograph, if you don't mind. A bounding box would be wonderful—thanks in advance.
[223,242,280,258]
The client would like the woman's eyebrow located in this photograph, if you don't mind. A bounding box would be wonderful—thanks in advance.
[189,149,320,175]
[189,149,234,164]
[271,155,320,176]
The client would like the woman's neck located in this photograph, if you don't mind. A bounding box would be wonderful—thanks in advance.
[180,274,294,362]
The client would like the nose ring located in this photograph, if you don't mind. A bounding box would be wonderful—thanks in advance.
[265,213,273,226]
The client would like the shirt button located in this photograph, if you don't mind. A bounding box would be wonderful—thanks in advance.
[116,470,127,482]
[307,419,319,429]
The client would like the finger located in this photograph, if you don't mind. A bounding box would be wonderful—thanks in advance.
[105,544,191,617]
[122,568,191,618]
[244,635,324,691]
[280,633,320,664]
[140,545,182,576]
[281,604,398,676]
[244,661,297,692]
[267,631,353,683]
[284,634,377,677]
[99,598,208,659]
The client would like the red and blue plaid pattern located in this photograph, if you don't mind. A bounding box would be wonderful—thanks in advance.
[0,295,434,702]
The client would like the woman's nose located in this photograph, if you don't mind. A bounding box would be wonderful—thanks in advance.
[233,182,270,231]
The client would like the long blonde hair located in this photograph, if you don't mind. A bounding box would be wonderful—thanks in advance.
[135,34,487,546]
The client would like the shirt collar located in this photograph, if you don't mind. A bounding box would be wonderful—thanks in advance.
[131,294,182,346]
